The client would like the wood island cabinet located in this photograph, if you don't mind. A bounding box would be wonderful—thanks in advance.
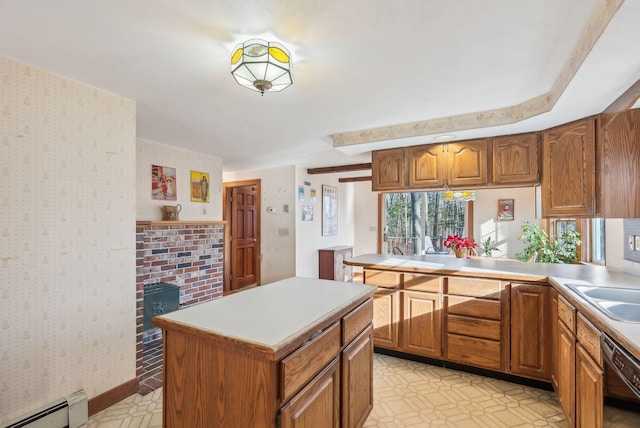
[153,278,376,428]
[491,133,540,185]
[510,283,550,381]
[541,117,596,217]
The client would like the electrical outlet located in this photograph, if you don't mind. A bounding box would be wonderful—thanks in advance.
[636,235,640,252]
[629,235,636,251]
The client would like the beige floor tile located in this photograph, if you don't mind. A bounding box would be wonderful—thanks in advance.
[88,353,640,427]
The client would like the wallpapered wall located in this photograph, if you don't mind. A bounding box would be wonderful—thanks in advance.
[0,56,137,422]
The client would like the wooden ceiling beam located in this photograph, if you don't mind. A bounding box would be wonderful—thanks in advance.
[338,176,372,183]
[307,163,371,175]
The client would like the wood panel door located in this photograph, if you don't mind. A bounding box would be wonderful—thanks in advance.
[408,143,446,188]
[447,139,488,187]
[510,284,550,381]
[223,180,261,292]
[541,117,595,217]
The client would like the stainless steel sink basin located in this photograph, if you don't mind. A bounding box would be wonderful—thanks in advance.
[565,284,640,323]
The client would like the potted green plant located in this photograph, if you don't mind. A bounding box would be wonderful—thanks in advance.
[517,221,581,263]
[480,236,501,257]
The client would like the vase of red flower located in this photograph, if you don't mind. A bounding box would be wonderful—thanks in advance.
[443,235,476,258]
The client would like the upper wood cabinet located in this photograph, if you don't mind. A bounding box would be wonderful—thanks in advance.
[371,147,406,190]
[541,117,596,217]
[408,143,446,188]
[597,109,640,217]
[491,133,540,185]
[447,139,489,187]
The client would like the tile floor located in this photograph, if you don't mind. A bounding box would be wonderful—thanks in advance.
[88,353,640,427]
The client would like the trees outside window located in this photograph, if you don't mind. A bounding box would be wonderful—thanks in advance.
[383,192,467,255]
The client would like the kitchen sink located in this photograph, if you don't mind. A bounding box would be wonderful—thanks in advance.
[565,284,640,323]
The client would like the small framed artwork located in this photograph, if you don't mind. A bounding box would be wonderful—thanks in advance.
[310,188,317,203]
[151,165,177,201]
[498,199,514,221]
[302,205,313,221]
[322,185,338,236]
[298,185,305,201]
[190,170,210,203]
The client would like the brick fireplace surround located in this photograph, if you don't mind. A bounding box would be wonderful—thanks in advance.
[135,221,227,389]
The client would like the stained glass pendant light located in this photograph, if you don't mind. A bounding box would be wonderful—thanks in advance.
[443,190,477,202]
[230,39,292,95]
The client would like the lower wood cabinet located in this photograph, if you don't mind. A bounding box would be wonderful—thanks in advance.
[576,345,604,428]
[281,357,340,428]
[402,290,442,359]
[341,326,374,428]
[372,289,400,349]
[555,295,604,428]
[510,283,550,380]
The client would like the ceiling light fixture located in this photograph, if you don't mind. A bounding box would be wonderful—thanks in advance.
[443,189,477,202]
[230,39,292,95]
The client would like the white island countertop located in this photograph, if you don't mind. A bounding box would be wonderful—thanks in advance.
[152,277,376,358]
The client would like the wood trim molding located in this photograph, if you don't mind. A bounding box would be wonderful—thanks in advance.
[600,78,640,127]
[339,176,372,183]
[307,163,372,174]
[88,378,139,416]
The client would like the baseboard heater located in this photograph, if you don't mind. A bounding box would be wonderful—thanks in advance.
[1,389,88,428]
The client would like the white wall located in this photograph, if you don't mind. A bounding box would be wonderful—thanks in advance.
[136,139,223,221]
[223,166,297,284]
[353,181,378,256]
[469,187,539,259]
[295,168,355,278]
[0,56,136,422]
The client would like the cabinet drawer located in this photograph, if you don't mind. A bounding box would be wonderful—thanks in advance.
[364,270,400,288]
[447,334,502,370]
[342,298,373,345]
[447,315,501,341]
[576,313,601,366]
[280,322,341,403]
[558,295,575,333]
[446,295,501,320]
[447,277,504,299]
[404,273,443,293]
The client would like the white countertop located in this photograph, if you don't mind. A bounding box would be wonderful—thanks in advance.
[153,277,376,351]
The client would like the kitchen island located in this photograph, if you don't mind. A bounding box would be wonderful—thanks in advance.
[152,277,376,428]
[344,253,640,427]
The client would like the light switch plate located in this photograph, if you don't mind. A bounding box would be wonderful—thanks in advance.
[636,235,640,252]
[630,235,636,251]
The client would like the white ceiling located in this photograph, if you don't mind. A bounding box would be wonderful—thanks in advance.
[1,0,639,172]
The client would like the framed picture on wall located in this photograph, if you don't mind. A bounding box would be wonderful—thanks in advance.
[151,165,177,201]
[498,199,514,221]
[190,170,210,203]
[322,185,338,236]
